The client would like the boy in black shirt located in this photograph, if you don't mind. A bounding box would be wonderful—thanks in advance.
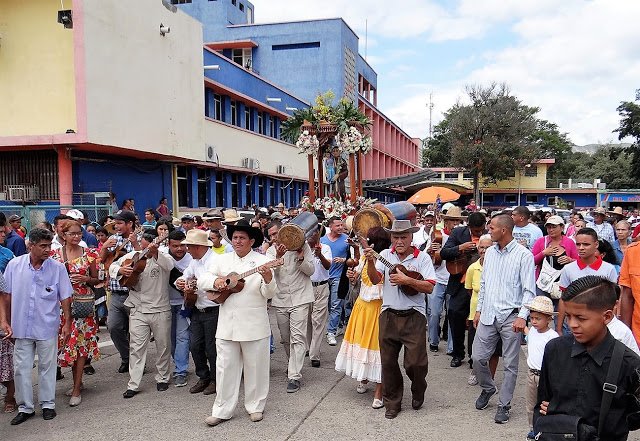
[535,276,640,441]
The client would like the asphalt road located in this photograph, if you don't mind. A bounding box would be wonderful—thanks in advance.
[2,311,639,441]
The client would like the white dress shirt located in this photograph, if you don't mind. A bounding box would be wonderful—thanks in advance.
[176,249,220,310]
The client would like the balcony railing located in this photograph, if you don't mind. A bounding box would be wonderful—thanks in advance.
[546,179,605,190]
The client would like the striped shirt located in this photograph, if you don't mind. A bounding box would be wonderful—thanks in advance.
[477,238,536,326]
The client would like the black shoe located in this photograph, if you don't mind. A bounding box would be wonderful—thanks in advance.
[123,389,138,399]
[495,405,511,424]
[42,408,57,420]
[189,379,210,394]
[305,350,309,357]
[385,409,400,419]
[56,367,64,381]
[287,379,301,393]
[429,344,438,352]
[10,411,35,425]
[157,382,169,392]
[84,365,96,375]
[412,399,424,410]
[450,357,463,368]
[311,360,321,368]
[118,361,128,374]
[475,388,496,410]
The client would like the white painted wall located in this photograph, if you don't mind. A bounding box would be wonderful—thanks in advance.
[204,120,308,179]
[83,0,204,158]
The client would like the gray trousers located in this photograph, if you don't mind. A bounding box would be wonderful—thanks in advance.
[276,303,311,381]
[13,338,57,413]
[108,292,130,362]
[471,313,521,407]
[306,283,330,361]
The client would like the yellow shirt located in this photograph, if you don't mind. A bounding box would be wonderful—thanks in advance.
[212,245,226,255]
[464,259,483,321]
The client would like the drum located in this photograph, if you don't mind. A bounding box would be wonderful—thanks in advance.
[353,201,417,237]
[278,212,319,250]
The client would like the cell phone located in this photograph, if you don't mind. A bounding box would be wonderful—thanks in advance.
[0,329,6,339]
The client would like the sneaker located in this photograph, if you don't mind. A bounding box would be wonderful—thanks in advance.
[372,398,384,409]
[174,375,188,387]
[287,379,300,393]
[429,344,439,352]
[156,382,170,392]
[494,405,511,424]
[326,333,337,346]
[189,379,210,394]
[526,430,536,440]
[336,327,344,337]
[356,381,367,394]
[475,388,496,410]
[467,374,478,386]
[311,360,321,368]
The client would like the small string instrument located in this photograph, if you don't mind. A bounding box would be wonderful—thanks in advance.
[445,236,479,275]
[206,258,284,304]
[429,228,443,265]
[119,232,169,289]
[182,278,198,308]
[355,233,424,296]
[103,226,143,269]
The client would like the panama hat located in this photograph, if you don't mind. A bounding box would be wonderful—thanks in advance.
[384,219,419,234]
[227,220,264,248]
[222,209,243,224]
[103,220,116,235]
[441,206,467,220]
[608,206,625,217]
[202,208,224,220]
[181,229,213,247]
[592,207,607,216]
[524,296,557,316]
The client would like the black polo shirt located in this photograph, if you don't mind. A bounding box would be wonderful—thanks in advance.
[535,332,640,441]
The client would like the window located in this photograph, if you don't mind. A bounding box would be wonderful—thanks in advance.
[213,94,222,121]
[231,48,252,70]
[215,175,223,208]
[247,7,253,23]
[504,194,517,204]
[257,112,264,135]
[230,100,238,126]
[177,166,188,207]
[239,3,244,11]
[482,194,494,204]
[443,172,458,180]
[272,42,321,51]
[462,172,473,180]
[269,116,275,138]
[244,107,251,130]
[524,166,538,177]
[197,169,207,208]
[231,174,238,207]
[171,0,192,4]
[231,0,236,5]
[525,195,539,204]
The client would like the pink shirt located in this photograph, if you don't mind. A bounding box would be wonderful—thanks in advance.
[531,235,578,279]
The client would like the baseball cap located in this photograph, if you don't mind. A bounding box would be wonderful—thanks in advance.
[8,215,23,222]
[423,211,435,217]
[181,214,195,222]
[113,210,136,223]
[544,215,565,226]
[66,209,85,220]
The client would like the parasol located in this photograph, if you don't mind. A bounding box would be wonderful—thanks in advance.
[407,186,460,205]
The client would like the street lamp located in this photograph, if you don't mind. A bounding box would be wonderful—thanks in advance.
[518,164,531,206]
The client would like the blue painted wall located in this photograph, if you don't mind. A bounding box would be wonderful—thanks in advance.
[176,0,254,40]
[481,192,596,209]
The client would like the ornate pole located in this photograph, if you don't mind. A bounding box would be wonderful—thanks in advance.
[349,153,356,203]
[318,149,325,198]
[307,154,315,203]
[357,151,363,198]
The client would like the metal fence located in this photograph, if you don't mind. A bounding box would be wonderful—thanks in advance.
[0,205,113,231]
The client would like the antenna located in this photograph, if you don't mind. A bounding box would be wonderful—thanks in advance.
[365,19,368,60]
[428,92,434,139]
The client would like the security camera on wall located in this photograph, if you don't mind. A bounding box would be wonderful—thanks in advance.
[160,24,170,36]
[57,10,73,29]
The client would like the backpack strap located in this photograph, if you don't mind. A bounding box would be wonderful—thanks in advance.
[598,340,625,435]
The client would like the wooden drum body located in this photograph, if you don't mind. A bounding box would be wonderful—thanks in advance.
[353,201,417,237]
[279,212,319,250]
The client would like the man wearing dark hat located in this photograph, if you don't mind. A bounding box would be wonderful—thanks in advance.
[100,210,139,373]
[197,220,277,426]
[4,215,27,256]
[365,220,436,419]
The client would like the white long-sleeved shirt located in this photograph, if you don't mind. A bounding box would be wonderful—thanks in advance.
[176,249,220,310]
[266,242,315,308]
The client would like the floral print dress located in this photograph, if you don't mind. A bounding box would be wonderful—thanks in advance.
[52,248,100,367]
[0,271,13,382]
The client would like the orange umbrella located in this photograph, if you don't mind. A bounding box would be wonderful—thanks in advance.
[408,186,460,205]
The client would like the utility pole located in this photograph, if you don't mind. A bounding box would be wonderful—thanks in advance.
[428,92,434,139]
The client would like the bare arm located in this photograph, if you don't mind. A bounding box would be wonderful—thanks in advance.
[621,286,635,327]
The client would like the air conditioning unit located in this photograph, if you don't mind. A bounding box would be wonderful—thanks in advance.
[205,145,217,163]
[7,185,39,202]
[242,157,259,170]
[597,182,607,190]
[276,165,287,175]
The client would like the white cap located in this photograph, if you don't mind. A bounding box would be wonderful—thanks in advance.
[66,209,84,220]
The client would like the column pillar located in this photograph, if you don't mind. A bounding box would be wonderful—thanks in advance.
[188,166,198,208]
[238,174,247,207]
[238,102,246,128]
[293,182,300,206]
[263,178,272,206]
[223,172,232,208]
[222,96,232,124]
[208,169,217,208]
[274,180,282,205]
[56,147,73,206]
[251,176,260,206]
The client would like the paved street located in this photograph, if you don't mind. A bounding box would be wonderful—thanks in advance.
[2,311,639,441]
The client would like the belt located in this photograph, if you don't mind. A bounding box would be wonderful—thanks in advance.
[386,308,416,317]
[112,291,129,296]
[529,368,541,376]
[512,308,520,315]
[195,307,218,314]
[312,280,328,287]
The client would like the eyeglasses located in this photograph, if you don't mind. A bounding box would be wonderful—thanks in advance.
[65,232,83,237]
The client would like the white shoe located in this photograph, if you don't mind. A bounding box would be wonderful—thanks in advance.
[467,374,478,386]
[65,384,84,397]
[205,416,228,427]
[250,412,263,422]
[69,395,82,407]
[327,333,337,346]
[356,381,367,394]
[372,398,384,409]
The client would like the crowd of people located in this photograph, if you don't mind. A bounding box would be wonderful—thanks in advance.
[1,199,640,440]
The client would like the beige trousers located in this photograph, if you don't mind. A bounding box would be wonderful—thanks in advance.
[128,309,172,390]
[275,303,311,380]
[526,370,540,428]
[306,283,330,361]
[211,337,270,419]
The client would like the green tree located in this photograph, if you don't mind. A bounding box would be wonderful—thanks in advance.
[533,120,573,181]
[614,89,640,184]
[422,120,453,167]
[445,83,540,202]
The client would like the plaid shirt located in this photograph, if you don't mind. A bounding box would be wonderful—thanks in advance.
[107,234,135,294]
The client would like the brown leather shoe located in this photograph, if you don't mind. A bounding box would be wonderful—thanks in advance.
[384,409,400,419]
[203,382,217,395]
[189,379,210,394]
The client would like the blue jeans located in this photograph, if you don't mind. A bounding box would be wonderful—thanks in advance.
[170,305,191,377]
[327,277,343,334]
[427,282,452,350]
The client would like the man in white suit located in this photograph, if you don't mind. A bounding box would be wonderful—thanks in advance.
[197,220,278,426]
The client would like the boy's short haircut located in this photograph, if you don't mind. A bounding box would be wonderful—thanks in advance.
[575,227,598,242]
[168,230,186,242]
[562,275,617,310]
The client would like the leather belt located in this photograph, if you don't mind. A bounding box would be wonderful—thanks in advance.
[195,307,218,314]
[312,280,328,287]
[529,368,541,376]
[386,308,416,317]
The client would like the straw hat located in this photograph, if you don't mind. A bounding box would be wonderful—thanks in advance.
[222,209,243,223]
[384,220,419,234]
[104,220,116,235]
[442,206,467,220]
[202,208,224,220]
[608,206,625,217]
[344,215,354,233]
[524,296,557,316]
[592,207,607,216]
[181,229,213,247]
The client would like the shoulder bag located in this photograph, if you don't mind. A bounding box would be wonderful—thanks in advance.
[533,340,626,440]
[536,238,562,299]
[62,247,95,319]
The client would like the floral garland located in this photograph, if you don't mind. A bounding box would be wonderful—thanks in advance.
[300,195,377,219]
[337,126,373,155]
[295,130,320,156]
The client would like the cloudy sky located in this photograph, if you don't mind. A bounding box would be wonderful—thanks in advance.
[250,0,640,145]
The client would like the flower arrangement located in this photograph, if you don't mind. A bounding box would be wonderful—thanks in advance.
[337,126,373,155]
[300,195,377,219]
[295,130,320,156]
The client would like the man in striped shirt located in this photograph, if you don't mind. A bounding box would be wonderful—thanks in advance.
[472,214,536,424]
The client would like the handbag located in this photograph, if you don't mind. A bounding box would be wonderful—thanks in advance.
[537,254,562,299]
[533,340,626,440]
[62,246,95,319]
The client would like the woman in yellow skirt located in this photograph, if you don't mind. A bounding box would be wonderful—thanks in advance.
[335,227,390,409]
